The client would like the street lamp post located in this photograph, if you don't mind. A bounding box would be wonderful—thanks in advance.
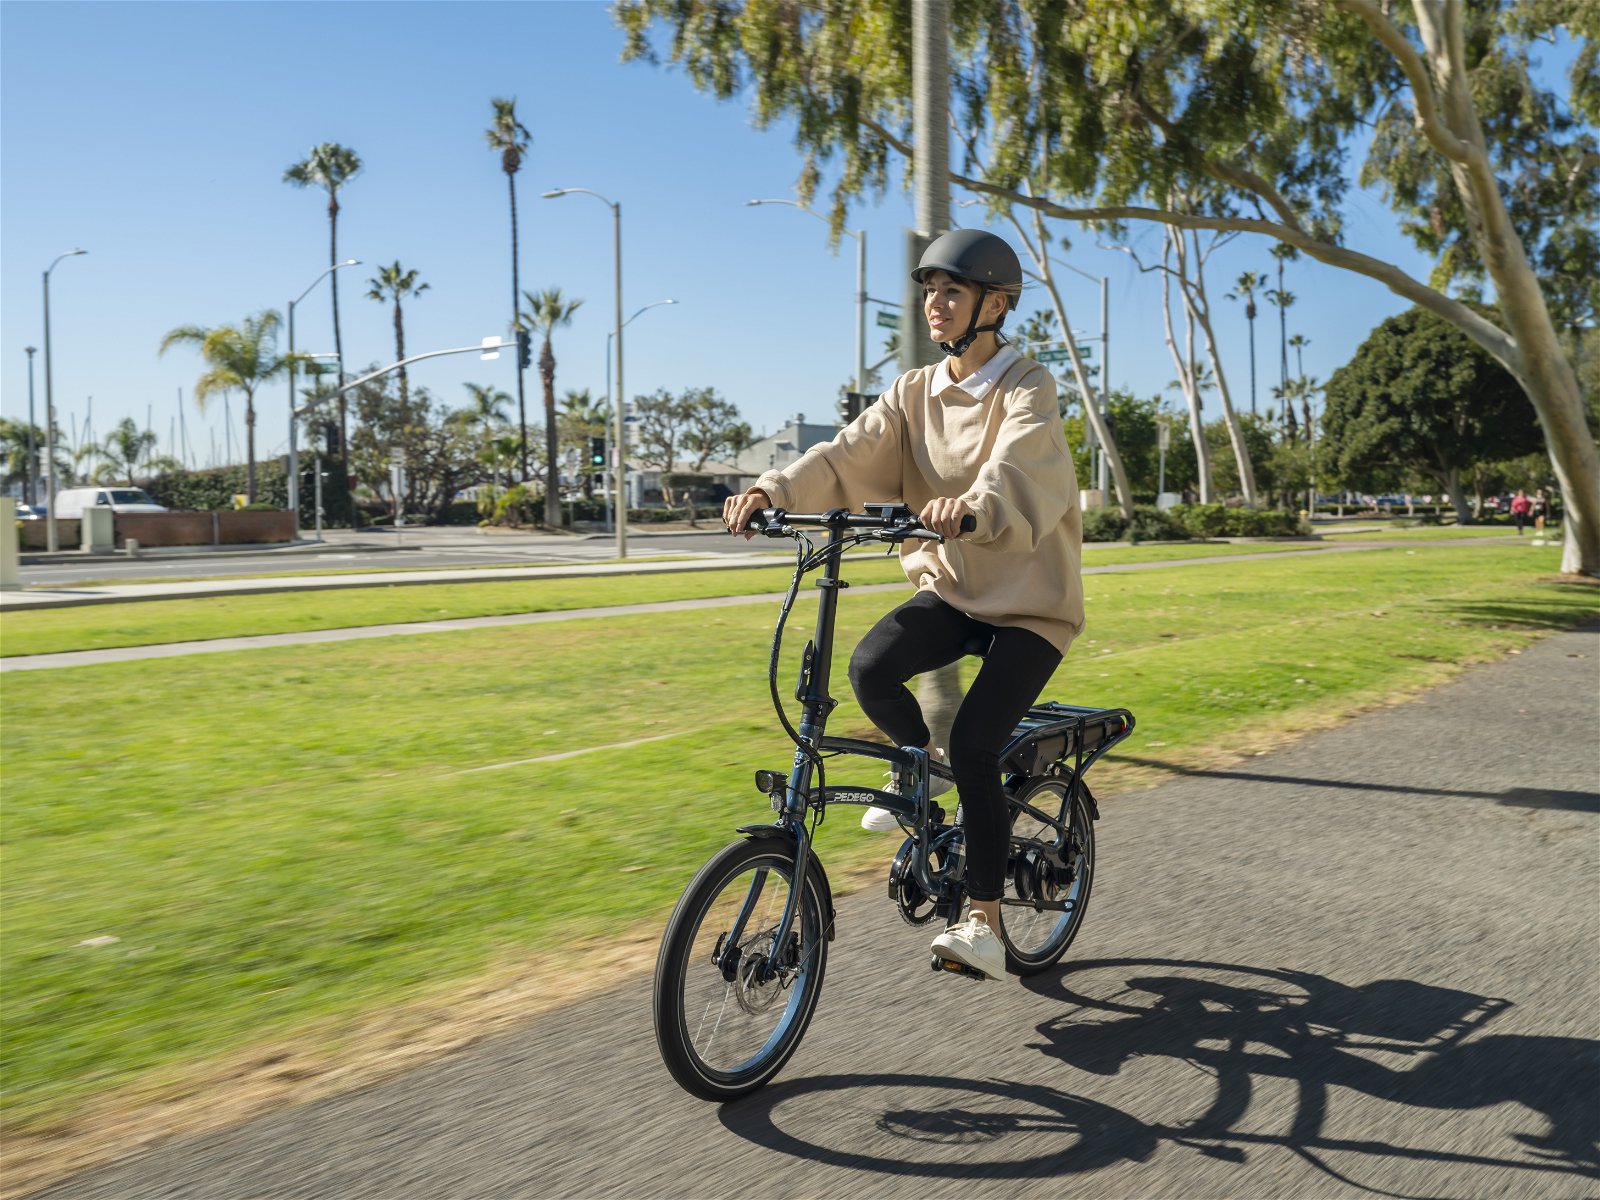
[747,199,867,395]
[1058,260,1110,499]
[24,347,38,506]
[42,249,86,553]
[287,260,360,526]
[544,187,627,558]
[604,299,678,531]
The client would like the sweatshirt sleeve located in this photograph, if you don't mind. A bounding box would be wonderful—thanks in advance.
[958,368,1075,553]
[751,386,904,511]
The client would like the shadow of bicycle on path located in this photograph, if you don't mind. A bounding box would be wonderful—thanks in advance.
[717,957,1598,1194]
[1027,957,1600,1189]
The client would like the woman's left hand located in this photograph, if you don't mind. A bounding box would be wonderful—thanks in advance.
[919,496,974,540]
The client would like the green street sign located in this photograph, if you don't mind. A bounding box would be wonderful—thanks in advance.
[876,310,899,329]
[1036,346,1071,364]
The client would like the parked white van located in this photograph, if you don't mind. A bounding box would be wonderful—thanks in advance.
[52,487,168,518]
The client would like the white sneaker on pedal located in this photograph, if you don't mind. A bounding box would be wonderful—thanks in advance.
[931,910,1006,980]
[861,750,954,832]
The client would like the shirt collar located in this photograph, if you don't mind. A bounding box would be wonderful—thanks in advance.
[930,343,1022,400]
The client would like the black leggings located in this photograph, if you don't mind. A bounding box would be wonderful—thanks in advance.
[848,591,1063,901]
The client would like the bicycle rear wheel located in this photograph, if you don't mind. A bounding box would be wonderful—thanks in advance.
[653,837,830,1101]
[999,777,1094,974]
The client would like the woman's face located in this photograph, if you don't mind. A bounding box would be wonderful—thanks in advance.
[921,270,1004,343]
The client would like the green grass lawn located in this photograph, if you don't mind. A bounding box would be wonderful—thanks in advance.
[2,540,1592,1132]
[1,539,1315,659]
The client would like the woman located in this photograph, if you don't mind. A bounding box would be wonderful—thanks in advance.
[723,229,1084,980]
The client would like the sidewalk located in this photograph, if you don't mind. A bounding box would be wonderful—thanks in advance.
[0,541,1389,614]
[0,545,1394,671]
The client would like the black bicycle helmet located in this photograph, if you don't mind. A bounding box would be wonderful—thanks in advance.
[913,229,1024,356]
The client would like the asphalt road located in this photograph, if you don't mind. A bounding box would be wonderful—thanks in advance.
[39,621,1600,1200]
[16,527,770,585]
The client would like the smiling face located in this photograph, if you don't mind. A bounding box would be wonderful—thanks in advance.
[921,269,1009,343]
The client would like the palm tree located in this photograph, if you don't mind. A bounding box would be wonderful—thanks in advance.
[485,98,533,481]
[1267,242,1299,441]
[88,417,158,485]
[1226,270,1264,417]
[283,142,362,503]
[519,288,584,527]
[459,382,511,490]
[365,262,430,404]
[160,310,294,502]
[0,418,46,495]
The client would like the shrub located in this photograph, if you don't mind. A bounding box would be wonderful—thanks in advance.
[628,507,692,524]
[1081,507,1130,543]
[1172,503,1232,538]
[1128,505,1190,543]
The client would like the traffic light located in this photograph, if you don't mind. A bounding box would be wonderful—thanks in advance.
[838,392,872,424]
[516,329,532,370]
[322,420,341,458]
[589,437,605,467]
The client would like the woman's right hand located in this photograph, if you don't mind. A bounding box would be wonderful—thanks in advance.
[723,489,773,539]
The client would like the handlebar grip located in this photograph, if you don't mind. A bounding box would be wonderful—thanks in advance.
[959,514,976,534]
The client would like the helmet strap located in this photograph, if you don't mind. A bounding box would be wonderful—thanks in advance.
[938,284,1003,357]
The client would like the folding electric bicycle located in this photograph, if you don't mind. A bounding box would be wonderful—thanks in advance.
[652,504,1134,1101]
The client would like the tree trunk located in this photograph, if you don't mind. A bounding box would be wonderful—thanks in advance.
[1180,239,1258,506]
[244,391,257,503]
[1034,257,1133,517]
[908,0,965,754]
[509,171,530,483]
[393,298,407,406]
[1405,0,1599,574]
[1445,466,1470,525]
[327,194,354,528]
[541,338,560,528]
[1162,241,1213,503]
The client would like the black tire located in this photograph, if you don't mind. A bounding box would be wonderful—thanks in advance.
[999,777,1094,974]
[653,838,830,1101]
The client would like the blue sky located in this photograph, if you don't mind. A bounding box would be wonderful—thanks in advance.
[0,1,1579,470]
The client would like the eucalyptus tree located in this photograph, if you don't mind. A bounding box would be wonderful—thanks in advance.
[617,0,1600,574]
[486,97,534,480]
[365,262,430,405]
[284,142,362,483]
[1110,222,1258,505]
[519,287,584,526]
[1227,271,1266,417]
[160,310,295,502]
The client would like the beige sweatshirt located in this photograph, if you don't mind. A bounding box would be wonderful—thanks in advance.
[753,349,1084,652]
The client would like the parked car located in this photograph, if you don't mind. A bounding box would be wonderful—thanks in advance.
[12,503,46,519]
[51,487,168,518]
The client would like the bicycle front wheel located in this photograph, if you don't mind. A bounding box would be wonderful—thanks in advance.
[1000,777,1095,974]
[653,838,830,1101]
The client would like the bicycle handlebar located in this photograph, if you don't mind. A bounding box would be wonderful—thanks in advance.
[748,504,976,543]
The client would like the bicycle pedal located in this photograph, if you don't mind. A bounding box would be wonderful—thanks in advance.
[930,953,989,981]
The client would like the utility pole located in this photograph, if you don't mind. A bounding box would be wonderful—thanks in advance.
[24,347,37,505]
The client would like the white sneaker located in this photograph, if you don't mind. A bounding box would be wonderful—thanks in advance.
[931,910,1006,980]
[861,750,954,832]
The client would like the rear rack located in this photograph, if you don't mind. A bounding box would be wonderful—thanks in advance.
[999,702,1135,779]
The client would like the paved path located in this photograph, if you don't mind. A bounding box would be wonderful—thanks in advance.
[0,546,1385,673]
[1,536,1437,613]
[39,621,1600,1200]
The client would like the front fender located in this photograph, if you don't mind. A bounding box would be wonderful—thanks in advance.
[735,823,836,940]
